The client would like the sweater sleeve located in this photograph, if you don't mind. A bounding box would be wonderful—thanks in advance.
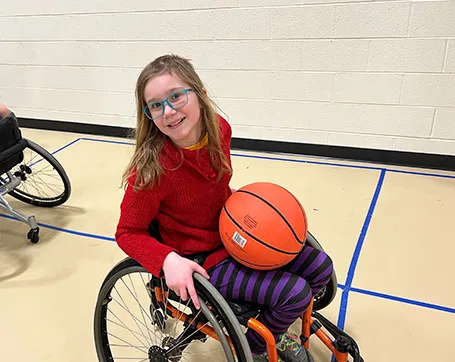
[115,175,178,277]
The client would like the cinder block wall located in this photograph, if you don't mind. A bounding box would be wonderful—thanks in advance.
[0,1,454,155]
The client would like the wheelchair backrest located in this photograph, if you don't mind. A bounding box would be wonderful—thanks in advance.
[0,113,22,153]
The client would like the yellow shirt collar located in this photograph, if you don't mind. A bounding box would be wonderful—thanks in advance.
[185,132,208,151]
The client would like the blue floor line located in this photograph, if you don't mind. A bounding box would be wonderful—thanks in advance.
[232,153,455,179]
[3,211,455,317]
[336,290,350,331]
[230,152,385,171]
[335,169,386,332]
[350,287,455,315]
[0,213,116,242]
[344,169,386,288]
[26,138,82,167]
[49,138,82,155]
[77,137,382,170]
[74,137,455,179]
[79,137,134,146]
[387,168,455,179]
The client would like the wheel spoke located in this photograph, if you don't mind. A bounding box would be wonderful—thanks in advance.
[5,139,70,207]
[94,263,249,362]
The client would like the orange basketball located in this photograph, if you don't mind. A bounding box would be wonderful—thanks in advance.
[219,182,308,270]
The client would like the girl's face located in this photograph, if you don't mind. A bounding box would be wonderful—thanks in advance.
[144,72,203,148]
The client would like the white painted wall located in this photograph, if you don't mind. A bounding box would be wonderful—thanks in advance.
[0,0,454,156]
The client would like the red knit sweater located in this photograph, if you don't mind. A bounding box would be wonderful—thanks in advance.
[115,115,233,277]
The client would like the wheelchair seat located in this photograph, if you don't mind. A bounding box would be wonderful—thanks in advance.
[226,300,260,325]
[0,113,27,174]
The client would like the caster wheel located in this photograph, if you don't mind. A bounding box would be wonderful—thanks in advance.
[27,227,40,243]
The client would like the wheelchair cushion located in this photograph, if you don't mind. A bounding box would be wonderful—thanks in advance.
[0,112,22,151]
[0,139,27,175]
[226,300,261,325]
[227,300,260,315]
[0,113,27,175]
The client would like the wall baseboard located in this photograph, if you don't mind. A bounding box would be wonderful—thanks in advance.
[17,117,455,172]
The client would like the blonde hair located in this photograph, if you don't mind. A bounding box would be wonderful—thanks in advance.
[122,54,232,190]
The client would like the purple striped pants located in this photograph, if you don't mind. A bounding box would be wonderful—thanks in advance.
[208,245,334,354]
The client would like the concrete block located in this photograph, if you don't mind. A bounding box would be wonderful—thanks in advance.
[368,39,446,72]
[301,40,369,71]
[334,73,402,105]
[433,108,455,140]
[271,6,335,39]
[172,40,302,71]
[204,70,333,102]
[409,1,455,37]
[401,74,455,107]
[335,2,410,38]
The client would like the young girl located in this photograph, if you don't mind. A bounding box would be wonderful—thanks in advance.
[115,54,333,362]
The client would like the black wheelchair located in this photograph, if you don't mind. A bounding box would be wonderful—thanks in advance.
[0,112,71,243]
[94,221,364,362]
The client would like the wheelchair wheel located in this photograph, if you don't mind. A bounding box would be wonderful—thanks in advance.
[94,257,253,362]
[5,139,71,207]
[305,231,337,311]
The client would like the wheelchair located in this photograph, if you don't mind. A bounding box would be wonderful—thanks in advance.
[93,222,364,362]
[0,112,71,243]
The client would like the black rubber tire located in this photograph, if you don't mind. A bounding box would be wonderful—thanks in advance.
[27,227,40,244]
[305,231,338,311]
[93,257,253,362]
[7,139,71,207]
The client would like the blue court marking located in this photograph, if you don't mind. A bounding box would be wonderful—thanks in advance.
[230,152,385,171]
[0,213,115,242]
[387,168,455,179]
[350,287,455,315]
[230,154,455,179]
[330,169,385,361]
[344,169,386,288]
[75,137,455,179]
[26,138,82,167]
[79,137,134,146]
[3,209,454,317]
[336,290,350,330]
[6,133,455,338]
[48,138,82,155]
[336,169,386,331]
[78,137,383,171]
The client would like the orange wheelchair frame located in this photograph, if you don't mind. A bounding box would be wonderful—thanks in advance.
[95,221,363,362]
[154,280,364,362]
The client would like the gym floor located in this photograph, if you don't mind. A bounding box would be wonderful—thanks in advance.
[1,128,454,362]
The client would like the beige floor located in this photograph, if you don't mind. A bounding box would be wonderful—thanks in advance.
[1,128,454,362]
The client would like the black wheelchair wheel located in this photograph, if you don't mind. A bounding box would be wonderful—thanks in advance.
[305,231,338,311]
[94,257,253,362]
[6,139,71,207]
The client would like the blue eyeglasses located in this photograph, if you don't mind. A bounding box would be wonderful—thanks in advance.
[143,88,194,121]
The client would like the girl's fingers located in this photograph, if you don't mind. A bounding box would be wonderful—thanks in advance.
[187,281,200,309]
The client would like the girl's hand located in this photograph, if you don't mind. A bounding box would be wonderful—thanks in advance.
[0,104,12,119]
[162,252,210,309]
